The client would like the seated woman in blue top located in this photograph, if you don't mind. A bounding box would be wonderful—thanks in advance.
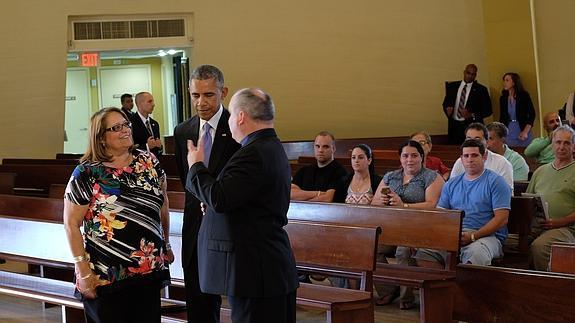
[499,72,536,147]
[333,144,382,204]
[371,140,444,309]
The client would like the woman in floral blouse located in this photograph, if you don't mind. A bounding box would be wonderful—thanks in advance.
[63,107,173,323]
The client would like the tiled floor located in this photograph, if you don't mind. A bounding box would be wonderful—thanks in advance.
[0,261,420,323]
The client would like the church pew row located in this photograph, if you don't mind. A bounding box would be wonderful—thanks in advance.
[287,201,463,323]
[161,134,453,157]
[0,213,380,323]
[0,163,184,197]
[454,264,575,323]
[0,194,543,321]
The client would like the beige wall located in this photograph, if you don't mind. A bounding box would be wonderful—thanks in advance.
[482,0,539,135]
[0,0,489,159]
[5,0,555,161]
[533,0,575,123]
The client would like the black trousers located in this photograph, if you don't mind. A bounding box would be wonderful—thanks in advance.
[228,290,297,323]
[82,281,161,323]
[448,118,473,145]
[183,244,222,323]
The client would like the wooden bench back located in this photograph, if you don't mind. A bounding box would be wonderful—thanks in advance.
[0,164,76,196]
[0,194,63,222]
[288,201,462,251]
[2,158,79,165]
[550,242,575,274]
[508,196,537,253]
[285,220,380,291]
[0,172,16,194]
[454,264,575,322]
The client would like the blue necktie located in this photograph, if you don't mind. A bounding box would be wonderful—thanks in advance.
[203,123,213,167]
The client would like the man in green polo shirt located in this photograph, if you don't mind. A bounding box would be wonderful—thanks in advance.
[524,111,562,164]
[487,122,529,180]
[527,125,575,271]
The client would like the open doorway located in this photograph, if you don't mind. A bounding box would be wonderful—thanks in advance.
[64,49,190,153]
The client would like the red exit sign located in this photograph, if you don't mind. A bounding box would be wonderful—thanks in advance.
[80,53,100,67]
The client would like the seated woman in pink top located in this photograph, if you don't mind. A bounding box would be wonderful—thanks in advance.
[410,131,450,181]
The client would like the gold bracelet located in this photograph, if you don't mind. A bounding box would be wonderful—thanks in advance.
[72,255,86,264]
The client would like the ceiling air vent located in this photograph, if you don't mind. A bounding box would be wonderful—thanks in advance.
[73,19,186,40]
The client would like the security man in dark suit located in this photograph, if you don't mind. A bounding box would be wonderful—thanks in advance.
[174,65,240,323]
[443,64,492,144]
[130,91,163,156]
[186,88,299,323]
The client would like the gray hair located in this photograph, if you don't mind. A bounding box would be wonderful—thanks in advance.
[190,65,225,89]
[552,125,575,143]
[487,122,509,139]
[233,88,275,122]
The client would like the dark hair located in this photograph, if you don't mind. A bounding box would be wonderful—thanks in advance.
[465,122,488,140]
[120,93,132,103]
[190,65,225,89]
[352,144,375,175]
[502,72,526,97]
[461,138,486,155]
[486,122,508,139]
[398,140,425,166]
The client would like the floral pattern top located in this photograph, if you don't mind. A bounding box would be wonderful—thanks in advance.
[65,150,170,288]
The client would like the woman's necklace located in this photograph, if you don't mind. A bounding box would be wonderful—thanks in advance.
[351,174,369,193]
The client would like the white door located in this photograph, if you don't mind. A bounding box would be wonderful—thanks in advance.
[98,65,151,109]
[64,68,91,153]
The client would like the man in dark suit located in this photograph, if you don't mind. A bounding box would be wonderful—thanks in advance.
[443,64,492,144]
[186,88,299,323]
[130,92,163,156]
[120,93,134,117]
[174,65,240,323]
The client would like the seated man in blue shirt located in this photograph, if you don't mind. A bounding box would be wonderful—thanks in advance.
[416,139,512,266]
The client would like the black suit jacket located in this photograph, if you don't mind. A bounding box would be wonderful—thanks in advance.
[187,128,299,297]
[173,109,240,268]
[499,90,536,131]
[130,113,163,156]
[442,80,492,123]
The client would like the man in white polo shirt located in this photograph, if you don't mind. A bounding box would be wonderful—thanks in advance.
[450,122,514,189]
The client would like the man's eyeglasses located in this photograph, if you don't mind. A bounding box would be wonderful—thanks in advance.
[416,140,428,146]
[105,121,132,132]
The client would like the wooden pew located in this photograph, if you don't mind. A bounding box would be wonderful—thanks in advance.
[513,180,530,196]
[0,172,16,194]
[286,220,380,323]
[454,264,575,322]
[550,242,575,274]
[2,158,79,165]
[287,201,463,323]
[0,207,379,323]
[0,164,76,197]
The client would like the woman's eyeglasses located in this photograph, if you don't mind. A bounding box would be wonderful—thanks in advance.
[105,121,132,132]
